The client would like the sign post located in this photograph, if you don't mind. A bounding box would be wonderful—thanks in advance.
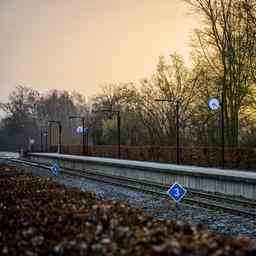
[167,182,187,220]
[208,97,224,168]
[76,126,89,155]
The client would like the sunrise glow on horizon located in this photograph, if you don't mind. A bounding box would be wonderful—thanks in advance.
[0,0,198,102]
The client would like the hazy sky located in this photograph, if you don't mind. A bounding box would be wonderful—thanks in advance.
[0,0,198,103]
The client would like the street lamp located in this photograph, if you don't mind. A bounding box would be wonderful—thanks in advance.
[155,99,180,165]
[40,128,43,152]
[48,123,52,152]
[48,121,62,154]
[96,109,121,159]
[69,116,88,155]
[220,92,225,169]
[43,131,48,152]
[40,127,48,152]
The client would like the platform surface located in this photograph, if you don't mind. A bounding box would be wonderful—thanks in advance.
[29,153,256,181]
[0,152,19,158]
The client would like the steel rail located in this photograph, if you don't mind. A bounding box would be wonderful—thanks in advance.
[13,158,256,207]
[4,158,256,218]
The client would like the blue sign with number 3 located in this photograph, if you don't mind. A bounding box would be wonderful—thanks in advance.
[167,182,187,202]
[50,163,60,176]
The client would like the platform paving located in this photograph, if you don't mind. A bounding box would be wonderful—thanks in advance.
[28,153,256,200]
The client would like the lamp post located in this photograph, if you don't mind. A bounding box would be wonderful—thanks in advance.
[117,111,121,159]
[39,125,46,152]
[69,116,87,155]
[43,131,48,152]
[97,109,121,159]
[40,128,43,152]
[48,121,62,154]
[221,92,225,169]
[40,126,48,152]
[155,99,180,165]
[49,123,52,152]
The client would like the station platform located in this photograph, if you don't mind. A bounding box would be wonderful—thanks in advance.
[27,153,256,200]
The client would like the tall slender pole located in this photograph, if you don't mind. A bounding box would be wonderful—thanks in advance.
[221,92,225,169]
[45,132,48,152]
[82,118,85,155]
[86,112,89,156]
[86,130,89,156]
[176,100,180,165]
[49,124,52,153]
[40,129,43,152]
[59,123,62,154]
[117,112,121,159]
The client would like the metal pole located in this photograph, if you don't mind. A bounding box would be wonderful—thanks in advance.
[86,130,89,155]
[86,112,89,155]
[49,124,52,152]
[40,129,43,152]
[176,100,180,165]
[82,118,85,155]
[45,132,48,152]
[59,122,62,154]
[221,92,225,169]
[117,112,121,159]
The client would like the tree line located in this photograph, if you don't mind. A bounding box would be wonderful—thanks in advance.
[1,0,256,151]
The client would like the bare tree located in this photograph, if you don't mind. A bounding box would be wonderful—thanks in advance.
[137,53,199,145]
[186,0,256,146]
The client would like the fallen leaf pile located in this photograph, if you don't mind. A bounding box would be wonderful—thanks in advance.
[0,164,255,256]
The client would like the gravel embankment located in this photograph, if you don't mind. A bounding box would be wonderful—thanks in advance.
[1,164,256,256]
[25,164,256,239]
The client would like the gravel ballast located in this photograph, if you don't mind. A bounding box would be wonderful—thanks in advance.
[1,164,256,255]
[25,163,256,239]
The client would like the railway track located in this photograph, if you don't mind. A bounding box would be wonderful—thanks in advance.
[3,157,256,218]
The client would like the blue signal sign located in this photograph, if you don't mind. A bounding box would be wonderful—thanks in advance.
[208,98,220,110]
[167,182,187,203]
[76,127,89,134]
[51,163,60,176]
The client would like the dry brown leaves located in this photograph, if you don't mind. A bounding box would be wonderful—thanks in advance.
[0,165,255,256]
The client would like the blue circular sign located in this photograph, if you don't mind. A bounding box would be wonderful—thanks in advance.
[208,98,220,110]
[76,127,89,134]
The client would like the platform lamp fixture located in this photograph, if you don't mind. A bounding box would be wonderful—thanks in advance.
[69,116,88,155]
[155,99,180,165]
[48,121,62,154]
